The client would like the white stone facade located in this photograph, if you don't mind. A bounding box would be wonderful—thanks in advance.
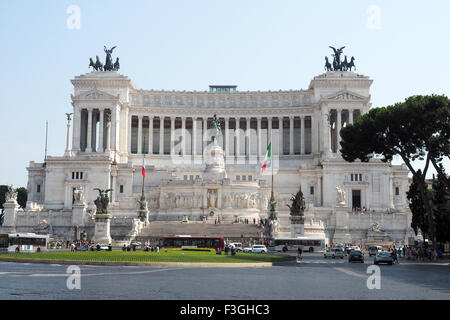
[17,70,415,244]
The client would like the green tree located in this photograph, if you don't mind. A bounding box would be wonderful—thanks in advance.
[340,95,450,247]
[406,171,429,237]
[432,176,450,242]
[0,185,8,209]
[16,187,27,209]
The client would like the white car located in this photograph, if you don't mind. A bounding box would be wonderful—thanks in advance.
[250,245,268,254]
[324,248,345,259]
[99,244,110,251]
[243,246,253,253]
[229,243,243,252]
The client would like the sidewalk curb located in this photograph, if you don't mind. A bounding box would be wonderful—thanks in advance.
[0,257,283,268]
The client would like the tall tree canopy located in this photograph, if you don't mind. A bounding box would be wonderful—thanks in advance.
[340,95,450,246]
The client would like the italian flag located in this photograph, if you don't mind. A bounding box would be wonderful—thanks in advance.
[142,153,146,178]
[261,143,271,175]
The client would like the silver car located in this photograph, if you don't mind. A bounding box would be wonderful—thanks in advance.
[374,251,393,265]
[324,248,345,259]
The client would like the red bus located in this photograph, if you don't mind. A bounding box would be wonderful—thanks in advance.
[159,236,225,250]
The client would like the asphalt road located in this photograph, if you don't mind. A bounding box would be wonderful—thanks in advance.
[0,252,449,300]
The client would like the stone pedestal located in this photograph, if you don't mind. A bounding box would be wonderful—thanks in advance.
[290,216,305,238]
[182,214,190,223]
[94,214,112,244]
[72,203,87,226]
[332,205,352,244]
[1,200,19,232]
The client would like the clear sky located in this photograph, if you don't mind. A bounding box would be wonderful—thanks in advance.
[0,0,449,187]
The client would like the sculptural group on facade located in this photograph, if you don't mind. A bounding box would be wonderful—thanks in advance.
[89,46,120,72]
[325,46,356,72]
[158,191,266,210]
[5,185,18,202]
[73,186,85,204]
[93,188,112,214]
[370,222,382,233]
[336,186,347,205]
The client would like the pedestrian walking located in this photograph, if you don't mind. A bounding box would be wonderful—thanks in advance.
[297,246,303,262]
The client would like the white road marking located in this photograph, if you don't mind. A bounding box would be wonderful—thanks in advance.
[333,267,367,279]
[28,267,183,277]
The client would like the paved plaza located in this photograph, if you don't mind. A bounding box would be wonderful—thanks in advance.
[0,253,449,300]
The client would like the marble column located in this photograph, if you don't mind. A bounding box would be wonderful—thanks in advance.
[181,117,186,156]
[159,117,164,155]
[105,115,111,153]
[137,115,143,154]
[224,117,230,157]
[278,117,283,156]
[148,116,153,155]
[192,117,197,156]
[64,114,72,156]
[246,117,251,157]
[268,117,272,147]
[86,108,93,152]
[127,114,132,154]
[98,109,104,152]
[289,116,294,155]
[300,115,305,155]
[203,118,208,155]
[349,109,354,124]
[257,117,262,160]
[72,108,81,152]
[170,117,175,156]
[337,109,342,153]
[235,117,240,157]
[110,171,117,204]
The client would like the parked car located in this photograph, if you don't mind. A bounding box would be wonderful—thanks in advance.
[99,244,110,251]
[229,243,243,252]
[251,245,268,254]
[374,251,393,265]
[243,246,253,253]
[75,245,89,251]
[368,246,383,257]
[348,250,364,263]
[324,248,345,259]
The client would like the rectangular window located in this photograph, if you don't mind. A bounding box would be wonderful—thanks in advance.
[242,175,247,181]
[236,176,240,181]
[80,172,83,180]
[37,184,41,193]
[351,174,354,181]
[359,174,362,182]
[76,172,79,179]
[310,186,314,195]
[248,175,252,181]
[120,185,124,193]
[395,187,399,196]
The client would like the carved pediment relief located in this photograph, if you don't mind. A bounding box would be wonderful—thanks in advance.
[323,90,368,101]
[72,89,120,101]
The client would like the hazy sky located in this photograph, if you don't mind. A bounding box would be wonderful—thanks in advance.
[0,0,449,187]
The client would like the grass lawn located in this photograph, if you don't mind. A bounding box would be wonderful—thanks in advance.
[0,249,295,264]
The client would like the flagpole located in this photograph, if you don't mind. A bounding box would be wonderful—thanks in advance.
[271,128,273,194]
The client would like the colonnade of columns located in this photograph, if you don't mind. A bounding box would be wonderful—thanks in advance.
[128,115,313,158]
[74,108,112,153]
[325,108,360,154]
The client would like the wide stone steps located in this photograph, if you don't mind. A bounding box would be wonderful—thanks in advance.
[135,221,264,242]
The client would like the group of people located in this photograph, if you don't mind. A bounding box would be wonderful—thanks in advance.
[352,206,372,214]
[404,245,442,262]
